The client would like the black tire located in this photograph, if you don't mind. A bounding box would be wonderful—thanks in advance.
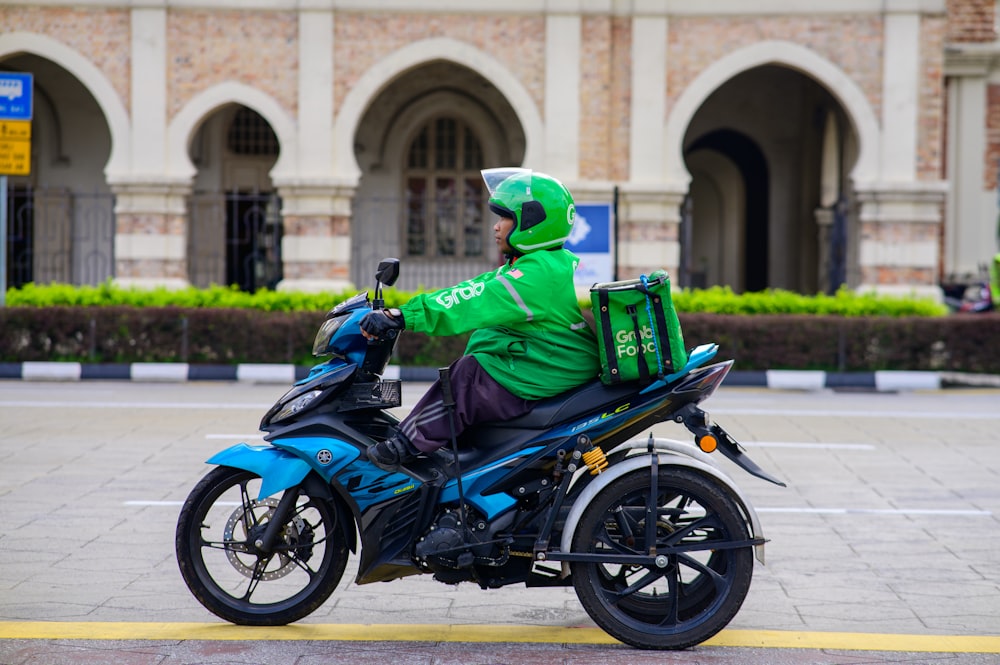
[571,467,754,650]
[176,466,349,625]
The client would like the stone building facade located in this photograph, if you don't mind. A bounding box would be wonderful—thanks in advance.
[1,0,998,296]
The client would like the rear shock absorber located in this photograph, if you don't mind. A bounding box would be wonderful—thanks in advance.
[578,435,609,475]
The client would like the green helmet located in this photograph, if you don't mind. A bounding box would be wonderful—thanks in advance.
[482,168,576,254]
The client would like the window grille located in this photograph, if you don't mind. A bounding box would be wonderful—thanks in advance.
[403,117,487,259]
[227,107,279,156]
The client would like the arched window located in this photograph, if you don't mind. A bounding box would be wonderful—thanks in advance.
[227,107,279,157]
[403,117,488,258]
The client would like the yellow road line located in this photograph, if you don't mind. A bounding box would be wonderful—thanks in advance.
[0,622,997,652]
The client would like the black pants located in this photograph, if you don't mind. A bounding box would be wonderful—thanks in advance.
[398,355,533,453]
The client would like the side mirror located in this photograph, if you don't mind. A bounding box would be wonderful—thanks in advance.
[375,258,400,287]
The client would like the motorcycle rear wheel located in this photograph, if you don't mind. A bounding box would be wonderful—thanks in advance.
[176,466,349,625]
[571,467,753,650]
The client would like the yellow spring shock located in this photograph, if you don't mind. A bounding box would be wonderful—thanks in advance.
[582,446,609,475]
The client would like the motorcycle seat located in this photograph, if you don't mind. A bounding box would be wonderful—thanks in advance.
[503,379,637,430]
[429,380,639,472]
[457,379,636,453]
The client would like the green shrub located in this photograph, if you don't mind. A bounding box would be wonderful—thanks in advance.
[670,285,947,317]
[1,305,996,372]
[6,281,947,317]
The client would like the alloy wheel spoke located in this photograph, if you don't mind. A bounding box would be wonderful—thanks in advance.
[606,567,666,601]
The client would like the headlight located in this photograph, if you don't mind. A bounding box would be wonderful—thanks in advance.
[272,389,323,422]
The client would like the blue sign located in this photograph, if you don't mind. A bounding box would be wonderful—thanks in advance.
[0,73,33,121]
[567,203,614,285]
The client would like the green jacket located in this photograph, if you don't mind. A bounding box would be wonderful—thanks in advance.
[399,250,600,400]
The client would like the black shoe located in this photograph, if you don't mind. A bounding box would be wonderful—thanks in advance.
[367,435,418,470]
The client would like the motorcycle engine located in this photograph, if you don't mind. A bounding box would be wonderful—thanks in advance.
[415,509,507,582]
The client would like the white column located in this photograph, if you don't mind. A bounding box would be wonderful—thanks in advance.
[880,11,920,181]
[629,15,667,183]
[946,66,989,276]
[298,9,334,178]
[544,13,580,178]
[130,8,166,175]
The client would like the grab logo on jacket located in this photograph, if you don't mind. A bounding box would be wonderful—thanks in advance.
[435,281,486,308]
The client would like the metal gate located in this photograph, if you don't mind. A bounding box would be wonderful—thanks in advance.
[188,190,282,292]
[4,185,115,287]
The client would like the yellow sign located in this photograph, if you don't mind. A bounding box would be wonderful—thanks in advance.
[0,120,30,140]
[0,119,31,175]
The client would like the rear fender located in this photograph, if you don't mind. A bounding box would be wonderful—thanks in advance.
[560,439,766,564]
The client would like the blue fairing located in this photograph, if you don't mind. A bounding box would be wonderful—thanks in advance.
[332,460,419,512]
[440,447,544,519]
[298,359,354,385]
[640,343,718,394]
[207,443,313,500]
[207,437,419,511]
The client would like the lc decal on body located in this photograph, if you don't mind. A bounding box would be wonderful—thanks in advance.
[570,402,631,433]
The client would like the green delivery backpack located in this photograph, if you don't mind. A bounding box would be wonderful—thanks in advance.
[590,271,687,385]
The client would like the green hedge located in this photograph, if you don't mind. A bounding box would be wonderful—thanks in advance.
[3,281,972,372]
[5,281,949,317]
[2,306,996,373]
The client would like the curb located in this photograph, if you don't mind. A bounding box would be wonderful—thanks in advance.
[2,362,998,391]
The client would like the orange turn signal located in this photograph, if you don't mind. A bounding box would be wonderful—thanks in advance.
[698,434,718,453]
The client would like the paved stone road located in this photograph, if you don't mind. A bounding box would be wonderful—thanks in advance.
[1,380,998,663]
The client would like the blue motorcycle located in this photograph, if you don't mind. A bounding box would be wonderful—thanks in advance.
[175,259,784,650]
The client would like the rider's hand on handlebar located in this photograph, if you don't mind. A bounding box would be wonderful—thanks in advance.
[360,308,404,340]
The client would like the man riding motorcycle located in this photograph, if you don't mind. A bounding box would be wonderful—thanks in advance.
[360,168,601,469]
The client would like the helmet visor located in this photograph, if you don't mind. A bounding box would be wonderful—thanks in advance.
[481,167,532,198]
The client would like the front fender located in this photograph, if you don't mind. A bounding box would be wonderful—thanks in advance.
[560,440,767,563]
[207,443,312,500]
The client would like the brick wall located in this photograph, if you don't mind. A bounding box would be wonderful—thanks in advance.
[919,16,947,181]
[167,10,299,121]
[667,15,884,122]
[332,13,546,119]
[579,16,631,182]
[987,84,1000,190]
[946,0,997,42]
[0,6,131,114]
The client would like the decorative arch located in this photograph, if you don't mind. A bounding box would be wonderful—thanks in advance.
[333,37,543,181]
[0,31,131,180]
[665,40,880,188]
[166,81,297,181]
[380,90,506,169]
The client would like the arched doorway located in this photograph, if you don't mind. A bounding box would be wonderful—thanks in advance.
[684,130,769,291]
[1,55,114,286]
[350,61,526,290]
[188,105,283,291]
[682,64,858,294]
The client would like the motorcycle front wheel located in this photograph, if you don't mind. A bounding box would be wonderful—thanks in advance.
[571,467,754,650]
[176,466,349,625]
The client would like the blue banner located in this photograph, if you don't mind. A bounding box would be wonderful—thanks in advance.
[567,203,614,285]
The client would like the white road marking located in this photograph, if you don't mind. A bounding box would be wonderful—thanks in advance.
[125,500,992,517]
[757,507,992,516]
[0,400,270,409]
[713,407,1000,420]
[741,441,876,450]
